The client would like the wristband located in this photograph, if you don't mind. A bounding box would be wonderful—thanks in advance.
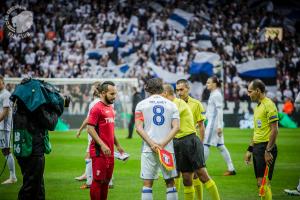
[247,146,253,152]
[265,148,272,153]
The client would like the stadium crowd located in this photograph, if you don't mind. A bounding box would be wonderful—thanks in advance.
[0,0,299,102]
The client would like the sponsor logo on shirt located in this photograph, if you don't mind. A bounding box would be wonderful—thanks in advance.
[104,118,114,123]
[257,119,262,128]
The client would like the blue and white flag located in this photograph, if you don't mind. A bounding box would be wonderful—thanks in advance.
[197,35,213,49]
[108,63,131,78]
[119,45,135,58]
[148,62,190,84]
[149,2,164,12]
[85,48,113,60]
[167,9,193,32]
[189,52,220,76]
[124,15,139,36]
[105,35,126,48]
[236,58,276,85]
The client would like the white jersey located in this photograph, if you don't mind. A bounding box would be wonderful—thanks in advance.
[204,89,224,146]
[135,95,179,153]
[88,98,101,115]
[0,89,12,131]
[206,89,223,128]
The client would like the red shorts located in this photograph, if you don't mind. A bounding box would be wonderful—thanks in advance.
[92,156,114,181]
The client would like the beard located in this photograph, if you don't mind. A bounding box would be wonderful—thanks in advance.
[105,95,115,105]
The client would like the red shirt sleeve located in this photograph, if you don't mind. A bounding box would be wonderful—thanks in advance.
[88,105,100,126]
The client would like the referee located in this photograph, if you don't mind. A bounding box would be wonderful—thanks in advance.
[163,84,220,200]
[245,79,279,200]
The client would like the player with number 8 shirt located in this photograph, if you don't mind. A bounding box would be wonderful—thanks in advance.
[135,78,180,200]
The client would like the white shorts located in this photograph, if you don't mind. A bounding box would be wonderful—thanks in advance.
[86,134,92,153]
[0,130,11,149]
[140,152,177,180]
[204,120,224,146]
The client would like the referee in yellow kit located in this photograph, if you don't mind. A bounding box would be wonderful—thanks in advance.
[245,79,279,200]
[162,84,220,200]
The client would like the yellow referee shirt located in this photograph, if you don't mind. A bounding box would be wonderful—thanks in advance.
[253,97,279,143]
[173,98,196,138]
[186,96,206,126]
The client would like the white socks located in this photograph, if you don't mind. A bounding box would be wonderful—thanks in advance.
[218,145,235,171]
[142,186,153,200]
[85,159,92,185]
[166,187,178,200]
[141,186,177,200]
[109,177,113,186]
[297,179,300,191]
[7,153,16,180]
[204,145,210,161]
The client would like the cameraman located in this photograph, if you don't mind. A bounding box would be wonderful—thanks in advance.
[11,79,69,200]
[14,104,58,200]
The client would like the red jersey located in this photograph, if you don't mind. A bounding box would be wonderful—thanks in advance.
[88,101,115,158]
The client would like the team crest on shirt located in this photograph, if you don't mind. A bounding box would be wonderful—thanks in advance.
[96,170,101,176]
[257,120,262,128]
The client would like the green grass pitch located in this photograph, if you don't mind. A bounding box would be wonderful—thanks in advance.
[0,128,299,200]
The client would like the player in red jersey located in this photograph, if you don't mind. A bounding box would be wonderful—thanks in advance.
[87,81,124,200]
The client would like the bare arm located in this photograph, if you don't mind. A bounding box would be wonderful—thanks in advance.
[0,107,9,122]
[244,139,254,165]
[114,135,124,154]
[265,122,278,166]
[87,125,111,156]
[160,118,180,148]
[135,119,160,153]
[197,120,205,141]
[76,117,88,138]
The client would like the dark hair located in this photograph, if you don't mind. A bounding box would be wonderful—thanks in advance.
[251,79,266,93]
[100,81,115,93]
[176,79,189,88]
[210,76,222,88]
[145,78,163,94]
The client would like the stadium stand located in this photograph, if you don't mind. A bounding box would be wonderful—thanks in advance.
[0,0,299,103]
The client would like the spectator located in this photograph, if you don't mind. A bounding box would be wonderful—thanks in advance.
[282,97,295,115]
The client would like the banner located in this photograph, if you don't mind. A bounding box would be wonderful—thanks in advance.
[148,62,190,83]
[85,48,113,60]
[236,58,276,85]
[167,9,193,32]
[265,27,283,41]
[189,51,220,76]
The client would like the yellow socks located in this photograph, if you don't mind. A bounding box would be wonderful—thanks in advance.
[174,177,181,191]
[184,185,195,200]
[204,179,220,200]
[260,185,272,200]
[193,178,203,200]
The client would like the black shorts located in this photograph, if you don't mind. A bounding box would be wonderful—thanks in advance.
[174,133,206,173]
[253,142,277,180]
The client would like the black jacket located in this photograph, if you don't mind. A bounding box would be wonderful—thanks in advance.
[132,92,143,113]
